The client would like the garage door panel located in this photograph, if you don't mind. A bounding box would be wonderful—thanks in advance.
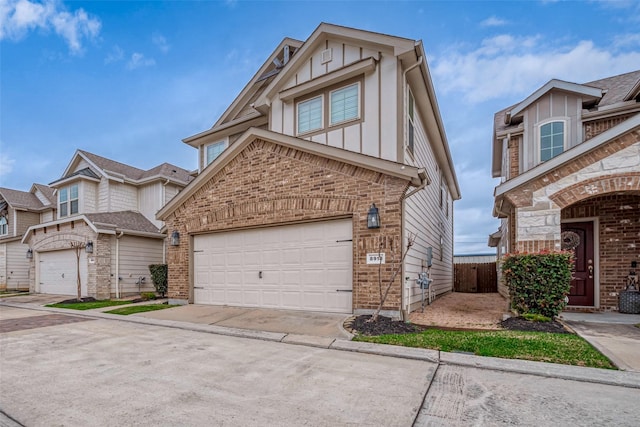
[38,250,88,296]
[194,219,352,313]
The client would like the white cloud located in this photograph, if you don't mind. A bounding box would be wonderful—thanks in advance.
[0,0,101,54]
[104,44,124,64]
[0,152,15,177]
[152,32,170,53]
[480,16,507,27]
[127,52,155,70]
[613,32,640,48]
[432,35,640,103]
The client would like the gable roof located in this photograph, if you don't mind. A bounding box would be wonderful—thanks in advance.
[31,183,56,205]
[492,69,640,177]
[0,186,53,212]
[158,127,428,220]
[54,150,193,187]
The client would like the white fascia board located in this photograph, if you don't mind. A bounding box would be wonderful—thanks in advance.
[49,174,101,187]
[182,114,267,147]
[494,113,640,197]
[509,80,603,119]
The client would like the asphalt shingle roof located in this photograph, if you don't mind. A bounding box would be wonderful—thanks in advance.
[0,187,52,211]
[84,211,162,234]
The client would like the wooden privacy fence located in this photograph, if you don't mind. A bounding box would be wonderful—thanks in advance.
[454,262,497,293]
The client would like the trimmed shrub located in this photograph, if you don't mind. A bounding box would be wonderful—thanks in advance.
[140,292,156,301]
[501,251,573,318]
[148,264,168,298]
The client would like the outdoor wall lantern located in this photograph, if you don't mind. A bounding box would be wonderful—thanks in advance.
[170,230,180,246]
[367,203,380,229]
[85,241,94,254]
[26,249,33,259]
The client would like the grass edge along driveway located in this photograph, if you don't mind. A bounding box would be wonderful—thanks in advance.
[354,329,615,369]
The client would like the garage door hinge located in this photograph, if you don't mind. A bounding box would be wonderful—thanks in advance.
[194,286,204,289]
[336,289,353,292]
[193,250,204,253]
[336,239,353,242]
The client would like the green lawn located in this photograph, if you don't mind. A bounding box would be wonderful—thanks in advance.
[46,300,133,310]
[354,329,615,369]
[0,291,30,298]
[105,304,178,315]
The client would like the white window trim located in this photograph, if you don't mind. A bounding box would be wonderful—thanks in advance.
[205,140,228,167]
[0,216,8,236]
[329,82,361,127]
[296,95,324,136]
[535,117,569,164]
[58,183,79,218]
[406,86,416,156]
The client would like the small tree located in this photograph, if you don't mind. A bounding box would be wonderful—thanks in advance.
[501,251,573,318]
[368,233,415,322]
[148,264,168,297]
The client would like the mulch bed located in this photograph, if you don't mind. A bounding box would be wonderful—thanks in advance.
[500,316,571,334]
[348,314,571,336]
[348,315,426,336]
[59,297,98,304]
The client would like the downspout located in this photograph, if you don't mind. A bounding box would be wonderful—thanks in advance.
[115,231,124,298]
[399,55,423,320]
[400,169,430,320]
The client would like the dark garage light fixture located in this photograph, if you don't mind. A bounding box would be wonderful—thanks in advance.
[26,249,33,259]
[85,241,94,254]
[170,230,180,246]
[367,203,380,229]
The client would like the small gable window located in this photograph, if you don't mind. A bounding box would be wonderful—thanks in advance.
[330,83,359,125]
[59,184,79,218]
[297,96,323,134]
[0,216,7,235]
[206,141,227,166]
[407,88,415,156]
[540,121,564,162]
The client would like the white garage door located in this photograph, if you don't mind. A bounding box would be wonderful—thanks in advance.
[38,250,88,296]
[194,219,352,313]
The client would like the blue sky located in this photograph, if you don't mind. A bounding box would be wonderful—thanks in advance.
[1,0,639,254]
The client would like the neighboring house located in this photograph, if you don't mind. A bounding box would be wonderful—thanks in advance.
[0,184,55,290]
[22,150,193,299]
[157,23,460,318]
[490,70,640,310]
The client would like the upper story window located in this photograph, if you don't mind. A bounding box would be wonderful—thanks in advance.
[0,216,7,235]
[297,96,323,134]
[407,88,415,156]
[59,184,79,218]
[296,81,361,136]
[540,121,565,162]
[330,83,359,125]
[206,141,227,166]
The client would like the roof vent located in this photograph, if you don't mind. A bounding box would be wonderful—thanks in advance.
[321,48,333,64]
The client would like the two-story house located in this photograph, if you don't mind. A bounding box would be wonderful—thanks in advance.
[22,150,193,299]
[157,23,460,318]
[490,70,640,311]
[0,184,55,291]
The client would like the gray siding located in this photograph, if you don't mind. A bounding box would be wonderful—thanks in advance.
[115,235,163,296]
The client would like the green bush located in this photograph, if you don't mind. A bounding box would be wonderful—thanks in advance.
[140,292,157,301]
[501,251,573,318]
[148,264,168,298]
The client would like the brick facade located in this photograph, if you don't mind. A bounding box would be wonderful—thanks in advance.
[165,138,411,312]
[562,194,640,311]
[583,114,636,140]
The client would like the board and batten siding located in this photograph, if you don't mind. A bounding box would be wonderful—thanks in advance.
[269,40,399,162]
[520,91,582,174]
[5,240,30,290]
[164,184,180,205]
[114,235,163,296]
[403,84,454,312]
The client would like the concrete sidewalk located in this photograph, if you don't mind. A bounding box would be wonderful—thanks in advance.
[561,311,640,372]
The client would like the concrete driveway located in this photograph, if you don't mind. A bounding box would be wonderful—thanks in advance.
[0,305,432,426]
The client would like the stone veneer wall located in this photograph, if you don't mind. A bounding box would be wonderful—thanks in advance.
[562,194,640,311]
[26,221,109,299]
[164,138,410,312]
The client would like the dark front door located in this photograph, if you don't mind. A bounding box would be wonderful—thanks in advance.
[562,221,595,306]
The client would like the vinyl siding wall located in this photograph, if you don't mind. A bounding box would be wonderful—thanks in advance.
[16,211,40,236]
[403,84,454,312]
[113,235,163,296]
[138,183,163,227]
[107,182,138,212]
[81,181,99,213]
[4,240,30,290]
[270,40,399,162]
